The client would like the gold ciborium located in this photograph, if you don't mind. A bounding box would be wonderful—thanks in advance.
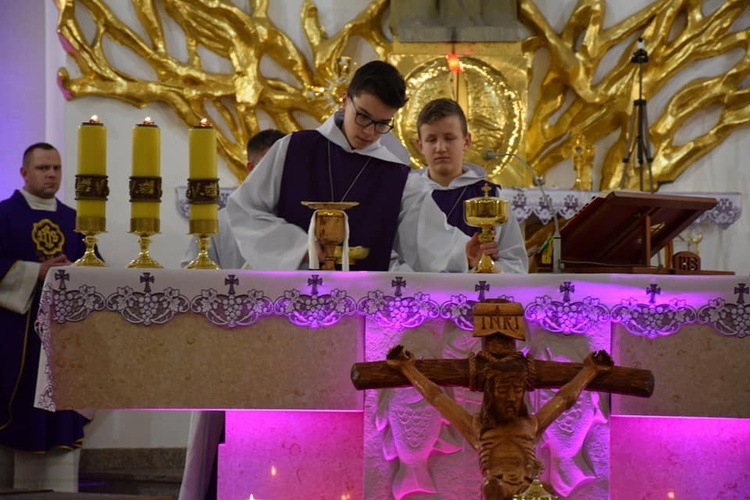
[302,201,359,271]
[464,183,508,273]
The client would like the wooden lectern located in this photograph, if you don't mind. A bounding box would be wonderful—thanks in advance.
[557,191,730,274]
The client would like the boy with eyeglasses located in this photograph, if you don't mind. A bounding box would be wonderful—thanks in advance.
[228,60,421,271]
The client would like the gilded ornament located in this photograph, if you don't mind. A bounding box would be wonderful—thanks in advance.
[55,0,750,190]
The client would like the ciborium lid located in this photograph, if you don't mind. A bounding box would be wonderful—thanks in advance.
[464,183,508,227]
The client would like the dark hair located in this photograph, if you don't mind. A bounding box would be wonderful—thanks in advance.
[417,98,468,137]
[23,142,57,166]
[348,60,407,109]
[246,129,285,158]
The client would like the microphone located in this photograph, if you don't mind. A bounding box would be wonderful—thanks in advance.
[484,150,563,273]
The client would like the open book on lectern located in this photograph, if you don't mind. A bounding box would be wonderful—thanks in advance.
[557,190,717,273]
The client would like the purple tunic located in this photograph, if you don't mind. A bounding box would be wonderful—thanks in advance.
[431,180,501,236]
[0,190,90,452]
[277,130,409,271]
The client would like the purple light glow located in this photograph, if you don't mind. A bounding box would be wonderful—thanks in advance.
[610,415,750,499]
[218,412,750,499]
[219,410,364,500]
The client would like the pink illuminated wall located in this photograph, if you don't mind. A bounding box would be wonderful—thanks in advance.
[219,411,364,500]
[611,415,750,500]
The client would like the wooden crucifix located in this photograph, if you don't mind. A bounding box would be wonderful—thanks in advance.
[351,299,654,500]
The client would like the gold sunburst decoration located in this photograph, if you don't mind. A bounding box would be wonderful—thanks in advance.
[55,0,750,191]
[394,55,524,176]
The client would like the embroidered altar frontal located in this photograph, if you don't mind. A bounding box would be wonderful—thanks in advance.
[34,268,749,499]
[36,267,749,412]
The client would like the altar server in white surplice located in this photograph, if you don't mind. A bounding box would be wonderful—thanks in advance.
[227,60,429,272]
[395,98,528,273]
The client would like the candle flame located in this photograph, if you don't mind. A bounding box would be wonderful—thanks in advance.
[446,53,461,73]
[199,118,209,127]
[143,116,153,125]
[89,115,100,123]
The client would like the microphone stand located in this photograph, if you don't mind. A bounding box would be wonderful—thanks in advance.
[485,151,562,273]
[621,38,655,193]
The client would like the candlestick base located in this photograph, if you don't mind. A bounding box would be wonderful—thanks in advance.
[73,233,106,267]
[186,235,220,270]
[127,233,163,269]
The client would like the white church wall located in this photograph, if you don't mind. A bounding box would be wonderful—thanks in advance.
[0,1,47,200]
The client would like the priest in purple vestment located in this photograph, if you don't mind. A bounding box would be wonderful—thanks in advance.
[227,60,422,271]
[0,143,91,486]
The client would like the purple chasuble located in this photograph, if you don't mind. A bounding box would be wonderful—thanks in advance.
[0,190,90,452]
[278,130,409,271]
[431,180,501,236]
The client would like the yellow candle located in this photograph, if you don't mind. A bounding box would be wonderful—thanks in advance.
[131,117,161,220]
[189,200,219,221]
[189,119,218,223]
[189,119,217,179]
[78,115,106,176]
[77,115,107,221]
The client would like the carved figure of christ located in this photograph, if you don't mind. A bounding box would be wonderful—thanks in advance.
[351,300,654,499]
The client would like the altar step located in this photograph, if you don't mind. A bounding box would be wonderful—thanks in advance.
[77,448,184,500]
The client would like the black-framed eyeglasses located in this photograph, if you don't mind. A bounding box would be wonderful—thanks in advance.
[349,98,394,134]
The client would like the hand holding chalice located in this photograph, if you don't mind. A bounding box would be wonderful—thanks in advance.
[464,183,508,273]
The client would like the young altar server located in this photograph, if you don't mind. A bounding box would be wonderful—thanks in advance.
[395,98,528,273]
[227,60,421,271]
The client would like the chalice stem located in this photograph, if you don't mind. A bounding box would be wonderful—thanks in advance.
[476,227,497,274]
[323,245,337,270]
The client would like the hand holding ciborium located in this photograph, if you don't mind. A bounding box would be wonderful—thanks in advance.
[464,183,508,273]
[302,201,359,271]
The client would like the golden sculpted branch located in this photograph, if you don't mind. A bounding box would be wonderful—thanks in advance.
[56,0,749,190]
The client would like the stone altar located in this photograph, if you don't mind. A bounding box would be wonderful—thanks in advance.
[35,269,750,499]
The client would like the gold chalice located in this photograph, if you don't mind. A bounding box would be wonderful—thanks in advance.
[302,201,359,270]
[464,183,508,273]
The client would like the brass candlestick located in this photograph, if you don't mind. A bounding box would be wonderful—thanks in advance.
[464,183,508,273]
[185,178,220,270]
[302,201,359,271]
[73,172,108,267]
[73,216,106,267]
[127,217,162,268]
[185,233,219,269]
[127,175,163,268]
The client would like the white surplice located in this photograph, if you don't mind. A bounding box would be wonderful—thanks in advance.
[394,163,529,274]
[227,113,423,271]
